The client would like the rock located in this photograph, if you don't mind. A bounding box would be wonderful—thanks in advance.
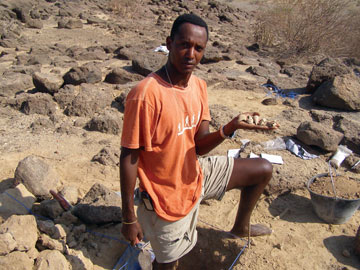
[21,93,58,116]
[59,186,80,205]
[92,146,120,166]
[58,19,83,29]
[343,155,360,174]
[64,84,112,117]
[0,215,38,252]
[262,98,278,105]
[32,72,64,95]
[65,46,107,61]
[66,248,94,270]
[312,74,360,111]
[63,63,102,85]
[114,88,131,112]
[86,109,123,135]
[35,250,71,270]
[132,52,167,76]
[335,117,360,154]
[53,224,68,240]
[30,117,55,132]
[72,183,122,224]
[54,85,78,109]
[26,18,43,29]
[306,58,349,93]
[342,249,351,258]
[0,184,36,218]
[14,155,61,200]
[37,220,56,237]
[0,251,33,270]
[0,232,17,255]
[54,211,79,226]
[39,199,64,219]
[0,73,33,97]
[296,121,344,152]
[201,45,224,64]
[104,67,143,84]
[36,233,65,252]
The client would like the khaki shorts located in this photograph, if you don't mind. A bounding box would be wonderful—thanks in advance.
[137,156,234,263]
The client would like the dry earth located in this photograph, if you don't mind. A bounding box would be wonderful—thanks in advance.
[1,0,360,269]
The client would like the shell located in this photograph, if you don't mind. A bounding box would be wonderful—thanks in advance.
[254,115,260,125]
[239,114,247,122]
[266,121,279,128]
[258,118,267,126]
[246,115,254,125]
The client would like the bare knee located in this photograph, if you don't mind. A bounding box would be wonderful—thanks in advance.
[259,158,273,183]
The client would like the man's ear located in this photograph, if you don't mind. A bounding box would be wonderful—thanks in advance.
[166,36,172,51]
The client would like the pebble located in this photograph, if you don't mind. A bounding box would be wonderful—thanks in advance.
[342,249,351,258]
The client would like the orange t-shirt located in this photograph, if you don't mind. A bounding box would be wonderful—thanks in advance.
[121,73,211,221]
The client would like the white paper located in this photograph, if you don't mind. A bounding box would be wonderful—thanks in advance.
[227,149,240,158]
[249,152,260,158]
[261,153,283,164]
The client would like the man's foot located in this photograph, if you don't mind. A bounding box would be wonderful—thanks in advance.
[230,224,272,237]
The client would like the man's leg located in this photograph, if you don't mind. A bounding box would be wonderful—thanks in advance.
[226,158,272,237]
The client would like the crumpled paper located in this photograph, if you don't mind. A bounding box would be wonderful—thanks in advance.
[286,139,318,160]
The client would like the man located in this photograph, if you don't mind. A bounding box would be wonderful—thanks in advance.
[120,14,274,270]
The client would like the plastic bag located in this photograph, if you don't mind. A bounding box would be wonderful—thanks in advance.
[262,137,286,151]
[329,145,352,168]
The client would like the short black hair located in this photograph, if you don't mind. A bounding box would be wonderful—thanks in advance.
[170,14,209,40]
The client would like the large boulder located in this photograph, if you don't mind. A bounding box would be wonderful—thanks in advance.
[53,85,78,109]
[63,63,102,85]
[104,67,143,84]
[0,73,33,97]
[0,251,33,270]
[132,52,167,76]
[306,58,349,93]
[72,183,122,224]
[0,215,38,252]
[21,93,58,116]
[312,73,360,111]
[64,83,112,117]
[296,121,344,152]
[14,155,62,200]
[86,108,123,135]
[335,117,360,154]
[0,184,36,218]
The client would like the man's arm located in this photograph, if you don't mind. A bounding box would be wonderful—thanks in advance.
[120,147,143,245]
[195,113,277,155]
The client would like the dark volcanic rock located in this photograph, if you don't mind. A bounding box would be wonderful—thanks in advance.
[104,67,143,84]
[64,83,112,117]
[92,146,120,166]
[21,93,57,116]
[132,52,167,76]
[296,121,344,152]
[335,117,360,154]
[312,73,360,111]
[72,183,122,224]
[63,63,102,85]
[306,58,349,93]
[86,109,123,135]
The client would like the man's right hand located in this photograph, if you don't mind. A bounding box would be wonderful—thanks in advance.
[121,221,144,246]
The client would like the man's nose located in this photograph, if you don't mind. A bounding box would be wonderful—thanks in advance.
[185,47,195,59]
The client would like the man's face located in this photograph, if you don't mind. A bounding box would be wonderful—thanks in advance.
[167,22,207,75]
